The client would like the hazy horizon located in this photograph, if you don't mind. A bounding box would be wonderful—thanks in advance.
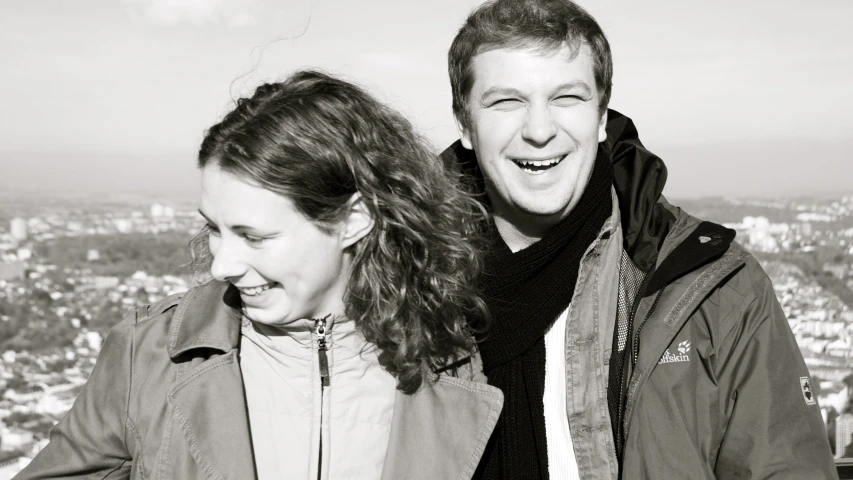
[2,0,851,199]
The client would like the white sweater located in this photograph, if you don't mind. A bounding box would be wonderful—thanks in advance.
[544,308,581,480]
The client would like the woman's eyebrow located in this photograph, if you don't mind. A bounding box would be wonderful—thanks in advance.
[197,209,267,232]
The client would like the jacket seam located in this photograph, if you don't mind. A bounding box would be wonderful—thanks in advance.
[169,354,234,393]
[98,459,129,479]
[663,249,751,328]
[459,395,501,480]
[157,405,174,480]
[717,281,760,331]
[717,274,771,356]
[126,312,144,479]
[452,380,503,480]
[593,257,619,479]
[169,286,198,352]
[164,354,235,480]
[125,417,145,479]
[435,375,502,398]
[171,403,224,480]
[124,313,136,460]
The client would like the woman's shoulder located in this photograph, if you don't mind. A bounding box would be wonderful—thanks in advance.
[108,280,235,357]
[133,290,188,325]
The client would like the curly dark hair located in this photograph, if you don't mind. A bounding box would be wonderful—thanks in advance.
[449,0,613,126]
[191,70,488,394]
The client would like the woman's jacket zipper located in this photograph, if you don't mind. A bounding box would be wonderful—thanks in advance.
[315,316,330,480]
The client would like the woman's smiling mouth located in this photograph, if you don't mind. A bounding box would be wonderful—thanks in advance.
[238,282,278,296]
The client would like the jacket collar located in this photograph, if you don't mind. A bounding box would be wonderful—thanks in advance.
[167,280,242,358]
[642,207,737,295]
[164,280,503,479]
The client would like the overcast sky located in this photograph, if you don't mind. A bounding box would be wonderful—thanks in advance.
[1,0,851,198]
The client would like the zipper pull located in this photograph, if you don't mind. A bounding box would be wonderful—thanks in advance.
[315,316,330,387]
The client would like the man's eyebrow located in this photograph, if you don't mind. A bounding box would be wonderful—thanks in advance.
[554,81,592,95]
[480,87,526,99]
[480,81,593,100]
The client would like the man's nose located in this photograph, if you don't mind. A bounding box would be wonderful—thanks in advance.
[521,105,558,146]
[209,238,248,282]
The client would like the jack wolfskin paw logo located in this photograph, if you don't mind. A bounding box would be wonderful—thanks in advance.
[698,234,723,245]
[678,341,691,355]
[801,377,816,405]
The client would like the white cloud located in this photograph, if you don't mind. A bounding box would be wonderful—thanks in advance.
[123,0,260,28]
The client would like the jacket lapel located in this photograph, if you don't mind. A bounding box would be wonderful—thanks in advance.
[381,375,503,480]
[166,349,256,480]
[164,281,256,480]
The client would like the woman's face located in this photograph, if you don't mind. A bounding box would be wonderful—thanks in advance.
[199,163,350,327]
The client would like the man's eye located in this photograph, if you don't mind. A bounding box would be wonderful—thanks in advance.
[491,98,521,107]
[553,95,582,105]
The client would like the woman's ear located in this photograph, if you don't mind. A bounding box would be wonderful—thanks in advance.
[340,193,374,248]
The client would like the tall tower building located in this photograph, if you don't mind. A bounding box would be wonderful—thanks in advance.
[10,218,27,242]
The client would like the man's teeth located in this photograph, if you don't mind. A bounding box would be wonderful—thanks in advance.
[240,284,273,296]
[512,156,565,174]
[517,157,563,167]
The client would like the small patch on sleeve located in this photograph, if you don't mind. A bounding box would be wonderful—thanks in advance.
[800,376,816,405]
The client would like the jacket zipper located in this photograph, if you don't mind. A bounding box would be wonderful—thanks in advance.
[632,288,665,367]
[315,316,330,480]
[615,283,665,474]
[615,273,651,459]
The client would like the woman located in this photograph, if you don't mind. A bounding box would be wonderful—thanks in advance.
[16,70,503,480]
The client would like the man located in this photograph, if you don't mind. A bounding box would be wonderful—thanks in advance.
[440,0,837,478]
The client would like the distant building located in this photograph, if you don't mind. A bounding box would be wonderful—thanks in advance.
[92,276,119,290]
[85,331,102,351]
[15,248,31,261]
[824,263,848,280]
[798,212,834,222]
[0,426,33,450]
[113,219,132,233]
[151,203,165,217]
[9,218,27,242]
[0,262,24,282]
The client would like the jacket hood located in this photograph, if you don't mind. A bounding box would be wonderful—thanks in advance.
[439,109,735,292]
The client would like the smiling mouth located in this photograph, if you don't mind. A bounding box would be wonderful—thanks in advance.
[510,155,566,175]
[238,282,278,296]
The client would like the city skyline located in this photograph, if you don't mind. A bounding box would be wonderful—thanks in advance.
[1,0,851,198]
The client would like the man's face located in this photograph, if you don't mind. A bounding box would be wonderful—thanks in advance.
[458,43,607,224]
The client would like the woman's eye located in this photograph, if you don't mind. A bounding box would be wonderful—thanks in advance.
[207,225,221,236]
[242,234,266,246]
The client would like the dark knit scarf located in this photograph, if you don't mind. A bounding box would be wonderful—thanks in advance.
[474,151,614,480]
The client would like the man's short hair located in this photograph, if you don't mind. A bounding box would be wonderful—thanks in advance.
[449,0,613,126]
